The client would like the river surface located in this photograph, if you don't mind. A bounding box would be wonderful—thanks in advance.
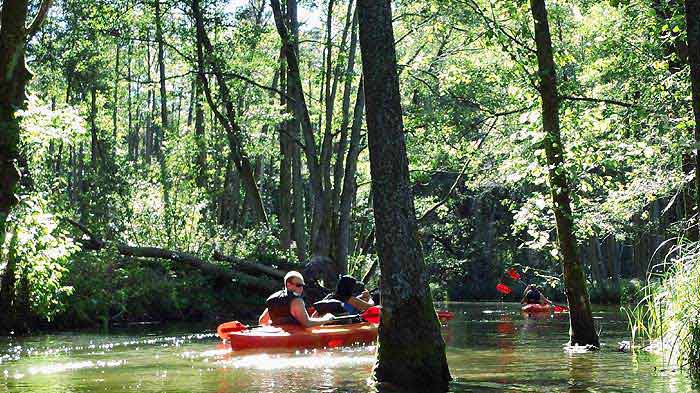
[0,302,695,392]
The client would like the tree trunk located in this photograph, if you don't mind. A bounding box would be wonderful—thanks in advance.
[113,41,120,142]
[155,0,172,243]
[292,125,307,261]
[335,78,364,275]
[685,0,700,239]
[331,10,359,219]
[279,52,293,249]
[0,0,52,332]
[530,0,598,347]
[145,34,154,163]
[194,75,207,188]
[155,0,168,155]
[90,86,99,169]
[192,0,268,225]
[127,41,134,161]
[271,0,328,258]
[357,0,451,389]
[287,0,307,262]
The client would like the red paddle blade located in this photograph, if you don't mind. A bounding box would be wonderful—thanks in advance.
[217,321,248,340]
[362,306,381,324]
[506,268,521,280]
[437,311,454,323]
[496,283,512,295]
[553,305,569,313]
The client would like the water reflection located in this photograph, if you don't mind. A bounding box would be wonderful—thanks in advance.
[566,353,595,393]
[0,303,697,392]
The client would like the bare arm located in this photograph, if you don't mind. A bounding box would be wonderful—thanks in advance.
[258,308,271,325]
[346,296,374,312]
[290,298,333,327]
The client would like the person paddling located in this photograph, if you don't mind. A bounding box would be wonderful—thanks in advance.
[312,275,375,318]
[258,271,334,327]
[520,284,552,306]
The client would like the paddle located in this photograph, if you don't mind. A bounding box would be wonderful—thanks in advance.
[217,305,383,340]
[497,281,570,313]
[504,268,570,312]
[496,283,512,295]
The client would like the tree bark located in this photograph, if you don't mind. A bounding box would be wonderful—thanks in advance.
[66,219,277,291]
[113,41,120,142]
[154,0,173,242]
[194,75,207,188]
[192,0,268,225]
[279,51,293,249]
[0,0,52,331]
[155,0,168,155]
[127,41,135,161]
[530,0,598,347]
[89,86,99,169]
[357,0,451,390]
[284,0,307,261]
[145,33,154,163]
[271,0,328,258]
[331,10,359,220]
[685,0,700,239]
[335,78,364,275]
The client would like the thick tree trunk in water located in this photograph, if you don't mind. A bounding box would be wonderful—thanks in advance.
[357,0,451,389]
[685,0,700,239]
[530,0,598,347]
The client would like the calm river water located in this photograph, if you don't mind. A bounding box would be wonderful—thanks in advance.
[0,302,695,392]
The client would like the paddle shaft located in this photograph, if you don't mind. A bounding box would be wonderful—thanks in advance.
[508,269,569,311]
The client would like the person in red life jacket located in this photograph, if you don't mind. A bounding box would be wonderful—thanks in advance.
[520,284,552,306]
[258,271,335,327]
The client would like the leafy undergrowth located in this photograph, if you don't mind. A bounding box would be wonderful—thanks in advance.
[625,240,700,379]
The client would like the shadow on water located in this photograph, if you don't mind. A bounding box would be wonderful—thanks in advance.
[0,302,696,392]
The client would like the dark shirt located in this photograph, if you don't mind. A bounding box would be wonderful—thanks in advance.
[266,289,302,325]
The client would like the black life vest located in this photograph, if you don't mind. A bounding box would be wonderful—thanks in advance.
[525,289,541,304]
[266,289,302,325]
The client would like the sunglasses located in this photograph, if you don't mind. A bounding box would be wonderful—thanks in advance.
[290,282,305,288]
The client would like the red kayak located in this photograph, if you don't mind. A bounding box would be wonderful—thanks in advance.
[227,321,378,351]
[521,304,551,314]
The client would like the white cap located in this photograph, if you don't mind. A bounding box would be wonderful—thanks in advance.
[284,270,305,286]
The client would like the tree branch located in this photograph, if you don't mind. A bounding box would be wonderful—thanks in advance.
[27,0,54,41]
[560,95,635,108]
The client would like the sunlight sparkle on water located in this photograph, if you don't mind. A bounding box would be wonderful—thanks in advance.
[219,347,376,370]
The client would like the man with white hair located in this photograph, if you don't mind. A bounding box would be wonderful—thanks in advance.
[258,271,335,327]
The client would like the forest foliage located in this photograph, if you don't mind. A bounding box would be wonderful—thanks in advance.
[1,0,699,335]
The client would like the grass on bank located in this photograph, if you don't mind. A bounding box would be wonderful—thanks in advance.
[624,239,700,379]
